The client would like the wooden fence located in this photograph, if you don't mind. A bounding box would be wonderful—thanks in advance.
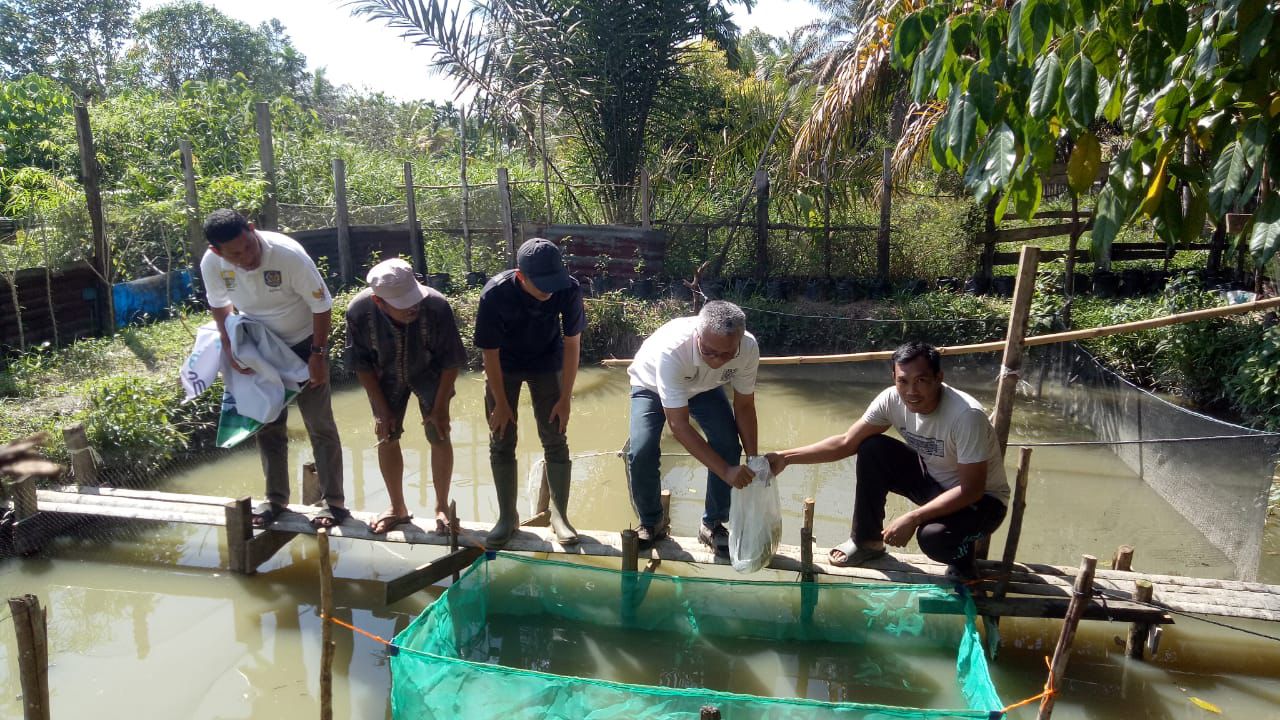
[0,263,103,350]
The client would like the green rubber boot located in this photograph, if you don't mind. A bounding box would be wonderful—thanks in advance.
[545,461,579,545]
[486,459,520,549]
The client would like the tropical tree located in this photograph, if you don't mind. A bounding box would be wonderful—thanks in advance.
[0,0,138,100]
[884,0,1280,267]
[345,0,750,222]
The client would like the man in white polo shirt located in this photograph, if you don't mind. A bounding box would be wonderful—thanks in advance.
[626,300,761,553]
[200,209,347,530]
[767,341,1009,579]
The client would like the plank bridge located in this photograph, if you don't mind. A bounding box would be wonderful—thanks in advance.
[8,481,1280,662]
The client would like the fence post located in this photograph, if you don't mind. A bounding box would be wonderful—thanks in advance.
[640,168,652,230]
[822,161,833,279]
[1037,555,1097,720]
[7,594,50,720]
[992,245,1040,455]
[754,169,769,280]
[180,139,204,299]
[74,104,114,336]
[460,107,473,273]
[877,148,892,281]
[62,423,100,485]
[540,98,553,225]
[497,167,515,267]
[333,158,353,284]
[404,162,426,276]
[255,102,278,231]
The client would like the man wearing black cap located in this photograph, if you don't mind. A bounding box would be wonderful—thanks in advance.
[474,238,586,548]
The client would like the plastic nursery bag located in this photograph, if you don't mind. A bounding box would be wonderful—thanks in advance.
[728,456,783,573]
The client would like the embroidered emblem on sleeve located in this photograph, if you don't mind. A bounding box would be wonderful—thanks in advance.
[312,288,326,300]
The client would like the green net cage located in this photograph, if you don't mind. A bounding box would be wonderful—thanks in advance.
[390,554,1003,719]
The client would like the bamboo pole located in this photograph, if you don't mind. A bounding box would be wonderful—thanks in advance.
[497,168,515,268]
[877,148,892,282]
[600,296,1280,367]
[640,168,652,229]
[1126,579,1155,659]
[1037,555,1097,720]
[540,98,552,224]
[459,107,473,273]
[754,169,770,280]
[449,500,461,582]
[994,447,1033,601]
[333,159,352,284]
[660,489,671,532]
[318,527,335,720]
[801,497,815,582]
[7,594,50,720]
[992,246,1040,455]
[1113,545,1134,572]
[621,529,639,573]
[404,162,425,276]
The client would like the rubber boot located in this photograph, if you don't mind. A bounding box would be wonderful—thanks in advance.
[545,461,579,544]
[486,459,520,549]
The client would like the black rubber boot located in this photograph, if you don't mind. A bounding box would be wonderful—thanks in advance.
[486,459,520,549]
[545,460,579,545]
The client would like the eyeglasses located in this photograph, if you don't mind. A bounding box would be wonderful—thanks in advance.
[696,333,740,362]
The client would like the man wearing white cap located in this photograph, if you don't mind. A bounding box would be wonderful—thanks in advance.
[346,258,467,534]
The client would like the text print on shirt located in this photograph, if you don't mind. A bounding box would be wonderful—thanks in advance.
[900,428,945,458]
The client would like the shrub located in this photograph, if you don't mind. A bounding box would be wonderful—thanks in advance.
[1226,325,1280,431]
[81,375,187,472]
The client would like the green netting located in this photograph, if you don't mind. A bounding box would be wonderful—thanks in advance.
[390,554,1002,719]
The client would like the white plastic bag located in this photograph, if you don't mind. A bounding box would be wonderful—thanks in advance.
[728,456,782,573]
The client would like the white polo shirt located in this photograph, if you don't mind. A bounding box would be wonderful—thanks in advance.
[201,230,333,345]
[628,316,760,408]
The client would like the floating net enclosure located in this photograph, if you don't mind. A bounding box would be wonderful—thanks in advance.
[391,554,1002,719]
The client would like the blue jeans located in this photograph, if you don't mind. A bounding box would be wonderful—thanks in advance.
[627,386,742,530]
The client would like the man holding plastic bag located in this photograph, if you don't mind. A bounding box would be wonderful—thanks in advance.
[625,301,764,559]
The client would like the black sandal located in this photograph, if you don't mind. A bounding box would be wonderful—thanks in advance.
[252,501,286,529]
[311,505,351,529]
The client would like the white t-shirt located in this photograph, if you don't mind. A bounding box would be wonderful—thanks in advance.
[862,384,1010,503]
[201,230,333,345]
[628,316,760,408]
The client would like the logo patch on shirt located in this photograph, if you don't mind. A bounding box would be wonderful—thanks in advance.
[263,270,282,287]
[721,368,738,383]
[221,270,236,290]
[312,287,326,300]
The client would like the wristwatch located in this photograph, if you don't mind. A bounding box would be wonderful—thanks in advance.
[310,344,327,355]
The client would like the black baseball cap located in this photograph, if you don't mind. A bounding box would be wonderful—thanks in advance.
[516,238,573,294]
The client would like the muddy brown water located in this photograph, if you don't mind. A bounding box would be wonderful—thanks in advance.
[2,365,1279,718]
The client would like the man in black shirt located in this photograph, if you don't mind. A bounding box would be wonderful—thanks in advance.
[474,238,586,548]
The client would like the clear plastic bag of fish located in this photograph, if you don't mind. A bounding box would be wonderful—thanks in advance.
[728,456,782,573]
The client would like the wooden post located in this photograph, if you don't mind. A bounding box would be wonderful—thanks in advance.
[302,461,321,506]
[621,529,639,573]
[255,102,278,231]
[404,162,426,276]
[1126,579,1155,659]
[754,169,769,280]
[877,148,892,282]
[180,139,204,295]
[822,161,833,279]
[74,104,114,335]
[317,528,335,720]
[7,594,50,720]
[449,500,461,582]
[995,447,1033,600]
[1112,545,1134,572]
[801,497,815,582]
[497,167,515,267]
[459,107,473,273]
[660,489,671,532]
[539,98,553,224]
[640,168,652,229]
[333,158,353,284]
[1064,194,1080,325]
[62,423,100,485]
[992,245,1041,454]
[700,706,722,720]
[224,496,252,574]
[1037,555,1097,720]
[5,476,37,521]
[980,198,997,279]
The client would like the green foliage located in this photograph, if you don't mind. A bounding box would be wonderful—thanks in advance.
[81,374,187,471]
[0,0,137,100]
[892,0,1280,264]
[1226,325,1280,431]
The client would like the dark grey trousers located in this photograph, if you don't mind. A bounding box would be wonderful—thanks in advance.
[257,338,344,506]
[485,370,569,465]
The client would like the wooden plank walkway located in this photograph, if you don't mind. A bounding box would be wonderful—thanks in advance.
[16,485,1280,624]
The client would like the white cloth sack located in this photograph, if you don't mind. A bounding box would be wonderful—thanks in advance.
[728,455,782,573]
[180,322,225,402]
[224,314,310,424]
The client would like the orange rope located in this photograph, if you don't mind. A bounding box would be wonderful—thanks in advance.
[321,612,392,646]
[1000,656,1056,714]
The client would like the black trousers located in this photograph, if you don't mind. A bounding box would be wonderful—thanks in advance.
[854,434,1006,567]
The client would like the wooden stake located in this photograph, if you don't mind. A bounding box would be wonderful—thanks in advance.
[333,158,352,283]
[7,594,50,720]
[1126,579,1155,659]
[877,148,892,282]
[621,528,639,573]
[224,496,252,575]
[992,245,1041,455]
[180,139,203,293]
[1113,545,1134,572]
[1037,555,1097,720]
[497,167,515,267]
[640,168,652,229]
[302,462,321,506]
[754,169,770,280]
[317,528,334,720]
[74,104,114,335]
[539,98,552,224]
[700,706,722,720]
[459,107,472,273]
[995,447,1033,600]
[659,489,671,533]
[255,102,278,231]
[801,497,815,582]
[5,476,38,521]
[62,423,100,486]
[449,500,461,583]
[404,162,425,276]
